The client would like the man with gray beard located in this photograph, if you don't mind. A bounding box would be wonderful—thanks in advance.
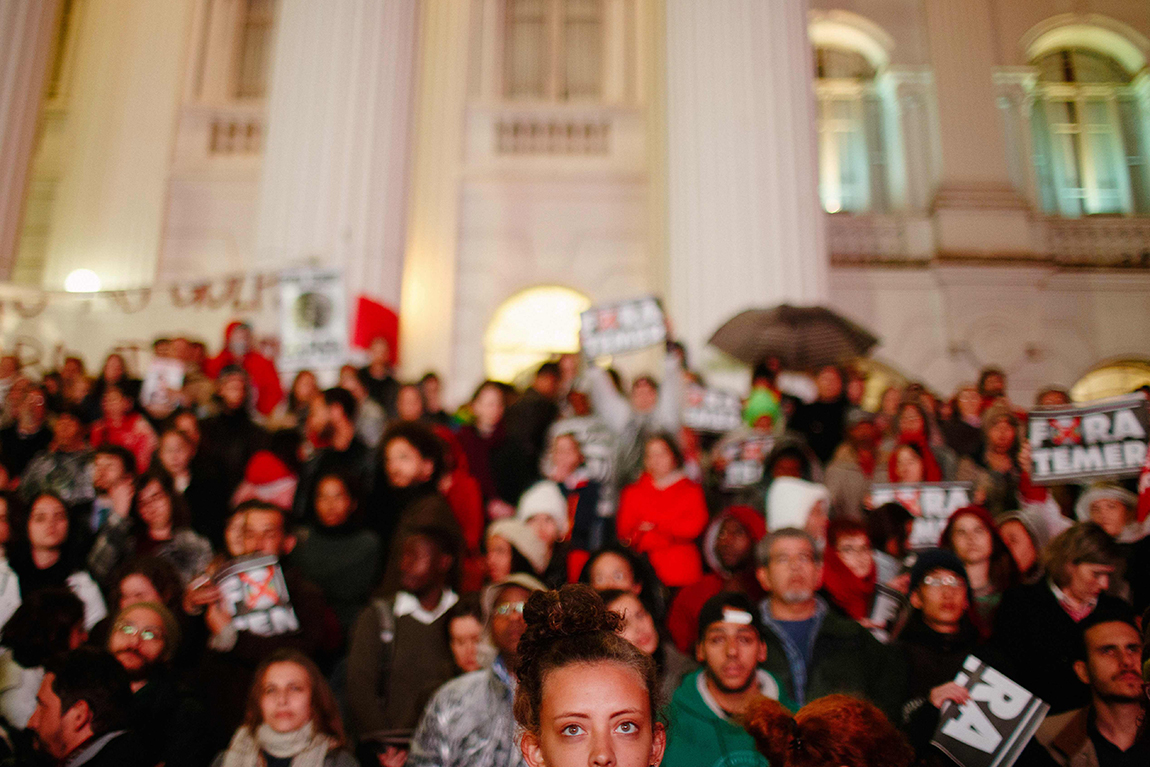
[754,528,905,718]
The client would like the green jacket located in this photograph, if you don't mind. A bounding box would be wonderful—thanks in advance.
[661,669,793,767]
[759,597,907,720]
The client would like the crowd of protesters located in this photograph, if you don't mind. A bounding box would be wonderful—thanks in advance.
[0,318,1145,767]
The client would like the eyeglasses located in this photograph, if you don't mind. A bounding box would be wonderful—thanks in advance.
[921,574,965,590]
[836,545,870,557]
[494,602,525,617]
[115,623,161,641]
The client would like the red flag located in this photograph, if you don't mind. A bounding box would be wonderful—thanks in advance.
[351,296,399,362]
[1137,442,1150,523]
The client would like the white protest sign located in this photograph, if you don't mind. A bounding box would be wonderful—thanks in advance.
[867,482,972,550]
[1028,395,1149,484]
[278,267,348,372]
[580,297,665,359]
[682,384,744,434]
[215,554,300,637]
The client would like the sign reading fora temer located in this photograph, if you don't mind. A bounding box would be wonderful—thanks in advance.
[580,297,666,359]
[215,554,300,637]
[1028,395,1149,484]
[931,656,1048,767]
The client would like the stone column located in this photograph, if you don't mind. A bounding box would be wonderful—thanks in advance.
[923,0,1031,257]
[397,0,473,382]
[663,0,828,358]
[254,0,419,310]
[40,0,195,291]
[0,0,61,279]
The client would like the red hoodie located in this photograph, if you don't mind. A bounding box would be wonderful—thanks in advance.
[206,321,284,415]
[616,472,708,588]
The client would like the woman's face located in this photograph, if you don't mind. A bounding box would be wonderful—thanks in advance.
[588,553,638,593]
[449,615,484,674]
[951,515,993,566]
[607,594,659,655]
[898,405,925,437]
[259,661,313,734]
[987,418,1016,453]
[642,439,676,481]
[893,445,925,484]
[550,435,582,478]
[880,387,902,416]
[137,480,173,532]
[472,386,504,430]
[1089,498,1131,538]
[314,476,354,528]
[159,432,192,476]
[292,372,319,405]
[521,661,664,767]
[102,389,129,420]
[998,520,1037,574]
[385,437,432,489]
[396,386,424,422]
[119,573,163,610]
[28,496,68,551]
[956,388,981,420]
[103,355,125,382]
[486,535,513,582]
[834,533,874,581]
[527,514,561,547]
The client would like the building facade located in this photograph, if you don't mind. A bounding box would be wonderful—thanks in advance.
[2,0,1149,403]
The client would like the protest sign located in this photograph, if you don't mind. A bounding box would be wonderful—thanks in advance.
[867,482,972,550]
[139,358,185,411]
[931,655,1048,767]
[1027,395,1149,484]
[278,267,348,371]
[215,554,300,637]
[717,434,774,490]
[579,297,665,359]
[683,384,744,434]
[867,583,905,643]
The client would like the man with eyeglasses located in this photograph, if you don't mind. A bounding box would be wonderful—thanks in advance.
[409,573,545,767]
[105,602,208,767]
[754,528,905,719]
[894,548,985,757]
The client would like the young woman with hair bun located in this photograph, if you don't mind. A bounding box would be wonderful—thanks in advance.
[514,584,667,767]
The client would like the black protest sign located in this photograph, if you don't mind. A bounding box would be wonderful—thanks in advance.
[682,384,744,434]
[931,655,1048,767]
[718,434,774,490]
[580,297,666,359]
[215,554,300,637]
[867,583,906,643]
[867,482,972,550]
[1028,395,1149,484]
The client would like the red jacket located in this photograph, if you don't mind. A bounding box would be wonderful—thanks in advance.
[206,321,284,416]
[616,473,708,588]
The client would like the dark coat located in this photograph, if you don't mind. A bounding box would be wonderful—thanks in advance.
[989,582,1129,715]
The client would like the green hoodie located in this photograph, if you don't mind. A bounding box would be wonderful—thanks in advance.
[661,668,793,767]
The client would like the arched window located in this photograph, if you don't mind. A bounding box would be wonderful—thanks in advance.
[1071,358,1150,402]
[814,46,889,213]
[484,286,590,383]
[1030,48,1148,216]
[505,0,603,101]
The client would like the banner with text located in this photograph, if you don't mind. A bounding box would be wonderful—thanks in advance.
[216,554,300,637]
[683,384,744,434]
[278,268,348,372]
[580,297,665,359]
[1028,395,1149,484]
[931,656,1048,767]
[867,482,972,550]
[717,434,774,490]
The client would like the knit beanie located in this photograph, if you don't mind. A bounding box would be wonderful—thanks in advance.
[766,477,830,532]
[486,518,548,574]
[743,387,780,428]
[515,481,570,538]
[908,548,967,594]
[1074,482,1137,523]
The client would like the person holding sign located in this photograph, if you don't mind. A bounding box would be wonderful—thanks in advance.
[1030,607,1148,767]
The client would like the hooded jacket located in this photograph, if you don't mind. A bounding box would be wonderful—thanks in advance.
[616,472,708,587]
[205,321,284,415]
[661,668,791,767]
[765,477,829,532]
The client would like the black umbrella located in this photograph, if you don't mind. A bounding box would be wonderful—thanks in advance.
[707,305,879,369]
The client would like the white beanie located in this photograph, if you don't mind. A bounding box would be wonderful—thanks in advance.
[487,518,548,574]
[516,480,571,538]
[766,476,830,532]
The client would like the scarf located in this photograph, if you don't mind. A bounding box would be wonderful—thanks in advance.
[822,545,876,621]
[221,722,332,767]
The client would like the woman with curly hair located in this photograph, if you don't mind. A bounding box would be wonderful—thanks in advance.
[743,694,914,767]
[514,584,666,767]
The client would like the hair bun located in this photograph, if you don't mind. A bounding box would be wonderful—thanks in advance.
[518,585,621,663]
